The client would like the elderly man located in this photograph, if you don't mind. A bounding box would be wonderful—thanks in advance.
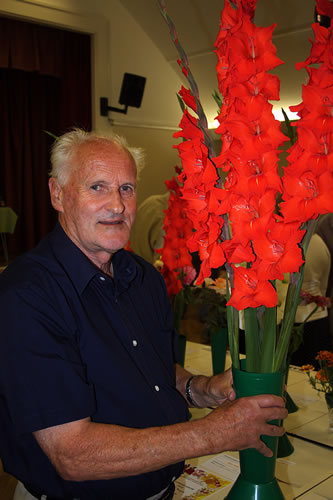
[0,129,287,500]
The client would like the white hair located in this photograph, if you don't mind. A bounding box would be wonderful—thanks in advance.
[49,128,145,186]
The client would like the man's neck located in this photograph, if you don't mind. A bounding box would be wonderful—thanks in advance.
[101,260,113,277]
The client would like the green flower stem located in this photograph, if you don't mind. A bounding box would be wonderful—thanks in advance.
[158,0,215,156]
[244,307,260,372]
[303,305,319,324]
[301,218,318,255]
[273,217,318,371]
[273,267,304,371]
[227,305,240,369]
[260,307,277,373]
[226,272,240,368]
[288,304,320,360]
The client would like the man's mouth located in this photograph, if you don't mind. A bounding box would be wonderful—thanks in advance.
[98,220,124,225]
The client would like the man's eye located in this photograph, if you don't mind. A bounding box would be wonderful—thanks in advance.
[121,185,135,195]
[91,184,102,191]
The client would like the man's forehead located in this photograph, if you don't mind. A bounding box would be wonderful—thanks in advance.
[69,144,136,182]
[76,139,128,159]
[74,141,136,169]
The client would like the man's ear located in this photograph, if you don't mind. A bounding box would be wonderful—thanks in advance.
[48,177,64,213]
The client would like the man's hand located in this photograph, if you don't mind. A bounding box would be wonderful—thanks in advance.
[195,369,236,407]
[196,394,288,457]
[175,364,235,408]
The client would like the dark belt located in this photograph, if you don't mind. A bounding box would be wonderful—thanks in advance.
[159,482,175,500]
[25,482,175,500]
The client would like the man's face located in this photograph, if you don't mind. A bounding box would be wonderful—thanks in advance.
[49,140,137,268]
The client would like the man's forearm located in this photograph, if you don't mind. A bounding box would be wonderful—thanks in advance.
[34,390,288,482]
[34,416,213,481]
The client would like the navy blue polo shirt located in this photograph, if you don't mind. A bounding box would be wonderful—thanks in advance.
[0,224,189,500]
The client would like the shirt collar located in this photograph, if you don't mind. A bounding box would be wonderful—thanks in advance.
[49,223,140,296]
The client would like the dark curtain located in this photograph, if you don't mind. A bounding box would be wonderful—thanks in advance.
[0,17,92,256]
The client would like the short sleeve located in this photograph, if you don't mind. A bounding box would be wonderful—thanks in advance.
[0,282,96,434]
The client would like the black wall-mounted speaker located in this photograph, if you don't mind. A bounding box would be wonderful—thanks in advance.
[119,73,146,108]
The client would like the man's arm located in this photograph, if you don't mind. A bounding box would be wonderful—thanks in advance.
[34,392,287,482]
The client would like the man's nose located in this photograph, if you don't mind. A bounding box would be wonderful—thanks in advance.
[106,191,125,214]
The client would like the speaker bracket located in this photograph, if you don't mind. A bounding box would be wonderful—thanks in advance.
[100,97,128,116]
[100,73,146,117]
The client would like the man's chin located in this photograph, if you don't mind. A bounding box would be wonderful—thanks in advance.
[102,236,129,252]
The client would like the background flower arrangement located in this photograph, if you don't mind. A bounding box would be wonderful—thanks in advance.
[302,350,333,430]
[158,0,333,375]
[288,290,332,365]
[302,350,333,394]
[156,171,228,341]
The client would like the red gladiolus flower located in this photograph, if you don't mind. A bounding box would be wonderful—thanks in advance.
[173,109,204,141]
[317,0,333,18]
[227,266,278,310]
[215,0,243,49]
[222,191,277,247]
[230,72,281,101]
[228,21,284,84]
[176,139,218,187]
[252,222,305,280]
[240,0,257,19]
[295,23,333,71]
[223,152,282,198]
[177,58,188,78]
[158,173,195,297]
[179,86,197,112]
[221,238,255,264]
[281,170,333,222]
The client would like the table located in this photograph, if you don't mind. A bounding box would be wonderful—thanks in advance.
[176,341,333,500]
[0,207,18,263]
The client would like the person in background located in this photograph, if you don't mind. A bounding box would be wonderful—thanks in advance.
[130,191,169,264]
[315,213,333,348]
[290,221,332,368]
[0,129,287,500]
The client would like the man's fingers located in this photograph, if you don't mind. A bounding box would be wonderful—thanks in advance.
[255,394,287,408]
[256,440,274,458]
[255,425,285,457]
[262,406,288,421]
[264,423,286,437]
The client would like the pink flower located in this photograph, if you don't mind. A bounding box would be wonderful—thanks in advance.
[182,265,197,285]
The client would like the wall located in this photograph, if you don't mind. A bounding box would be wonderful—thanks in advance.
[0,0,185,204]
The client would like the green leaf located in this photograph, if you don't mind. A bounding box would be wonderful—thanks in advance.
[281,108,296,145]
[176,93,186,113]
[44,130,58,141]
[212,89,223,113]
